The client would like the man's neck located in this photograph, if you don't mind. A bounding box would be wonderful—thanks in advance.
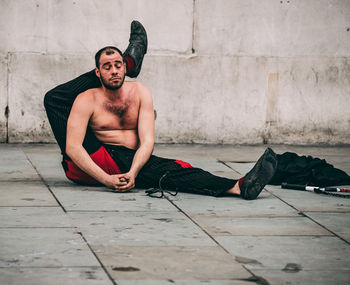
[102,84,125,101]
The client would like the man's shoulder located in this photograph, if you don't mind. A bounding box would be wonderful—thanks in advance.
[126,80,147,91]
[76,88,100,102]
[126,81,151,99]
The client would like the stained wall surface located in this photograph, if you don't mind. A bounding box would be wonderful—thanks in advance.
[0,0,349,144]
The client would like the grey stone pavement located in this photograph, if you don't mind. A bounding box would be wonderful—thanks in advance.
[1,143,350,285]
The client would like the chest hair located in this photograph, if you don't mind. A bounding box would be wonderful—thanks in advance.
[103,101,129,118]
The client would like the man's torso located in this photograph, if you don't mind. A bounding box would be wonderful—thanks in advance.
[88,81,141,149]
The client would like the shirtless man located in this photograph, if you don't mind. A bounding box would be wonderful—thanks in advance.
[66,46,154,192]
[45,22,277,199]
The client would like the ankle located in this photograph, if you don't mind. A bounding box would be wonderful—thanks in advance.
[226,181,241,195]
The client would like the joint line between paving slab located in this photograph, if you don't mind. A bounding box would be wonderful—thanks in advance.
[166,196,255,278]
[219,161,246,177]
[218,161,350,245]
[77,231,117,285]
[242,266,272,285]
[0,205,59,208]
[265,189,350,245]
[299,212,350,245]
[24,152,67,213]
[0,227,75,229]
[0,266,103,269]
[165,196,228,254]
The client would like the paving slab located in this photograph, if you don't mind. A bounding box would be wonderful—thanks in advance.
[93,245,251,281]
[0,181,58,207]
[153,144,234,160]
[225,162,255,176]
[24,149,67,185]
[0,228,99,267]
[251,269,350,285]
[1,144,349,284]
[0,158,40,181]
[0,145,28,160]
[153,144,267,164]
[0,267,112,285]
[0,207,72,228]
[211,170,241,179]
[51,186,178,212]
[182,158,233,173]
[216,236,350,270]
[192,216,332,236]
[69,211,214,246]
[305,212,350,243]
[169,192,299,217]
[266,184,350,212]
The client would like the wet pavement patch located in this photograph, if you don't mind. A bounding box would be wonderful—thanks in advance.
[153,218,173,223]
[235,256,262,265]
[282,263,302,273]
[83,270,97,280]
[112,266,140,272]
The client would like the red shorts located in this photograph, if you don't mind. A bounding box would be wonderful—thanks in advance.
[65,146,121,185]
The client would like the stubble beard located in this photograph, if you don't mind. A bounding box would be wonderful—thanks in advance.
[100,74,125,90]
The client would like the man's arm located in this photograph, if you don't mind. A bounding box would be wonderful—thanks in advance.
[66,92,126,189]
[116,84,155,191]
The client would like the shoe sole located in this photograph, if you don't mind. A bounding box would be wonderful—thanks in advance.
[241,148,277,200]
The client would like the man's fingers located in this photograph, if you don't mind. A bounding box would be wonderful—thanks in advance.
[117,183,134,190]
[114,181,135,191]
[110,173,135,192]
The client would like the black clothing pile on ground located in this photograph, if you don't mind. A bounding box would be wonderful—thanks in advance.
[270,152,350,187]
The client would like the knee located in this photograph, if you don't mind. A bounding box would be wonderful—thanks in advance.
[43,88,56,110]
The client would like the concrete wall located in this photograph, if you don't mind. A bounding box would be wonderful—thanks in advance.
[0,0,349,144]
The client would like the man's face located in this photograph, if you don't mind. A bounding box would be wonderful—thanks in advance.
[96,51,126,90]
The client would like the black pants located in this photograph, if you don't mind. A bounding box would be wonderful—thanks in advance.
[104,144,237,196]
[44,72,237,196]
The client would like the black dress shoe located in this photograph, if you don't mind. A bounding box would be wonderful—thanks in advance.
[124,20,148,78]
[240,148,278,200]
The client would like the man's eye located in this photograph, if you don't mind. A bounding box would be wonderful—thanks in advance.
[105,66,111,70]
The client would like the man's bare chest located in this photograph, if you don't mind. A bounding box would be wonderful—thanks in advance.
[90,99,139,130]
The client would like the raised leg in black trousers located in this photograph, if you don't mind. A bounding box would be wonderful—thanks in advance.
[44,70,101,158]
[44,20,148,158]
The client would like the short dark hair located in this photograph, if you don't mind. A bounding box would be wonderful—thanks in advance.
[95,46,124,68]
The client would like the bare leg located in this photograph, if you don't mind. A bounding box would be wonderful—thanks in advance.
[226,181,241,195]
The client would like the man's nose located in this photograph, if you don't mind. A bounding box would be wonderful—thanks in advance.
[111,66,119,74]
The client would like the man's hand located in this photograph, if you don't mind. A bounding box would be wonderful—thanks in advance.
[105,173,136,192]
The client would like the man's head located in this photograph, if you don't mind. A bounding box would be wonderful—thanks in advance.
[95,46,126,90]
